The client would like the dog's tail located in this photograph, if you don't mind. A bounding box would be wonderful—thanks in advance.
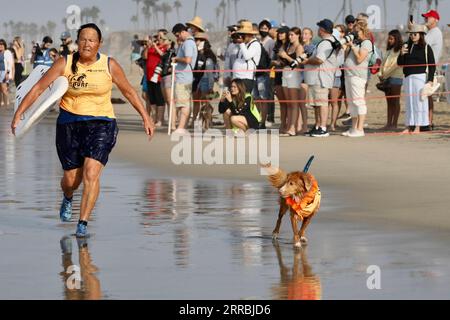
[260,163,287,189]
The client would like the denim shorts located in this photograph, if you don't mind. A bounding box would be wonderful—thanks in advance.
[333,76,342,89]
[198,77,213,94]
[387,77,403,86]
[56,120,119,170]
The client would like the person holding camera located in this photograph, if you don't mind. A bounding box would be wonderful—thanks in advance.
[341,20,373,138]
[278,27,305,136]
[232,21,261,94]
[219,78,261,134]
[397,24,435,134]
[158,32,177,125]
[301,19,339,138]
[146,34,168,127]
[31,36,54,69]
[171,23,198,135]
[59,31,77,58]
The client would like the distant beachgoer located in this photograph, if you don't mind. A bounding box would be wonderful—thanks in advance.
[59,31,78,58]
[421,10,443,129]
[131,34,142,63]
[11,23,155,238]
[31,36,54,68]
[379,29,403,130]
[0,39,14,107]
[11,36,25,86]
[397,24,435,133]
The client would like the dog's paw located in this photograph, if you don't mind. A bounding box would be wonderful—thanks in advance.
[294,241,302,248]
[272,232,279,240]
[300,236,308,244]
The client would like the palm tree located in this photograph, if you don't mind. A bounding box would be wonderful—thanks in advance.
[294,0,299,25]
[161,2,172,28]
[383,0,387,29]
[154,4,163,27]
[133,0,142,29]
[194,0,199,17]
[173,0,182,21]
[2,22,8,38]
[99,19,106,29]
[279,0,292,23]
[90,6,101,23]
[233,0,240,21]
[46,21,57,38]
[215,6,222,29]
[142,3,152,29]
[205,22,215,32]
[227,0,231,26]
[297,0,303,26]
[131,15,138,30]
[220,0,226,29]
[81,8,89,23]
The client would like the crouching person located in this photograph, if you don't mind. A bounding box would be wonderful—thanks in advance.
[219,79,261,135]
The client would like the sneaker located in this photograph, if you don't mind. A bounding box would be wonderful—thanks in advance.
[338,112,351,120]
[59,197,72,222]
[305,127,318,136]
[341,129,352,136]
[265,121,274,128]
[347,130,365,137]
[172,128,190,136]
[75,222,88,238]
[311,128,330,137]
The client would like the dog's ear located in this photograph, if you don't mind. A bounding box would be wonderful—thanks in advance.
[260,163,288,189]
[302,173,312,192]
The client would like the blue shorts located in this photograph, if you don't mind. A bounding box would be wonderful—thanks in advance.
[198,77,213,94]
[387,77,403,86]
[56,120,119,171]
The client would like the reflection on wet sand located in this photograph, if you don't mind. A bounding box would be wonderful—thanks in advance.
[59,236,102,300]
[271,242,322,300]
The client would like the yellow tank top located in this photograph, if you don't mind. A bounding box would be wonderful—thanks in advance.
[60,53,115,118]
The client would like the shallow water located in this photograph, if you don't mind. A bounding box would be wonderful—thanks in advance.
[1,112,450,299]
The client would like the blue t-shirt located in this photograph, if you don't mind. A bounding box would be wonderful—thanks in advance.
[0,52,5,71]
[175,37,198,84]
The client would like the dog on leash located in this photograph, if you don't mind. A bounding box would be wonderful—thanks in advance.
[200,103,214,130]
[262,162,321,248]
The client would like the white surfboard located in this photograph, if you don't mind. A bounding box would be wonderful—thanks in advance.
[14,66,69,138]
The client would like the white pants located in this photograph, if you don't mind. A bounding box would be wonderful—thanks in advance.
[345,76,367,116]
[404,74,429,126]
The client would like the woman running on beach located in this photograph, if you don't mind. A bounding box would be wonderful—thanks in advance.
[11,23,155,237]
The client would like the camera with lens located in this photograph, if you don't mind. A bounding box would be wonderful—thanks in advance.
[290,53,308,69]
[339,32,359,46]
[151,64,163,83]
[161,48,176,77]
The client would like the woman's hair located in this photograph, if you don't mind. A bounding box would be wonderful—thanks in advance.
[231,79,247,109]
[407,32,426,48]
[354,20,370,39]
[275,28,289,51]
[0,39,7,49]
[387,29,403,52]
[71,23,103,74]
[289,27,302,44]
[203,40,217,65]
[303,27,313,38]
[335,24,347,34]
[13,36,23,48]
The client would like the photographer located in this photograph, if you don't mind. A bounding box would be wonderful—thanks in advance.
[223,25,240,88]
[59,31,77,58]
[301,19,339,138]
[31,36,54,68]
[232,21,261,93]
[146,34,168,127]
[342,20,373,138]
[159,33,177,126]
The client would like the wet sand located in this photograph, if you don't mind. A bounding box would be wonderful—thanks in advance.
[2,105,450,299]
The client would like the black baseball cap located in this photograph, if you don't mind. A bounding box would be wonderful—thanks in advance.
[317,19,334,34]
[345,15,356,24]
[277,26,290,34]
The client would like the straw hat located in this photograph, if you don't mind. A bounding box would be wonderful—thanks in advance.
[186,16,205,32]
[160,32,177,43]
[406,24,427,34]
[236,21,259,35]
[194,32,208,40]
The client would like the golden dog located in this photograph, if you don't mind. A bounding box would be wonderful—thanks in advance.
[200,103,214,130]
[262,164,321,248]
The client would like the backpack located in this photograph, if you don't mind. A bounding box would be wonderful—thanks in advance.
[360,39,382,75]
[247,40,271,77]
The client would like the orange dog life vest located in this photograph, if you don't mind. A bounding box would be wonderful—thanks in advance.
[285,175,321,218]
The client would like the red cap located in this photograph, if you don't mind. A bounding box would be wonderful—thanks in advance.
[422,10,440,20]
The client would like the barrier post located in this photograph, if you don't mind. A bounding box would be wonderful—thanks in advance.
[168,63,177,135]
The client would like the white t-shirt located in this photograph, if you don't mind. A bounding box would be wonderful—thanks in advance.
[425,27,443,63]
[304,35,338,89]
[232,39,261,80]
[344,39,373,81]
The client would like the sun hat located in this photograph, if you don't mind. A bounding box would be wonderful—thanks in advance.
[406,24,428,34]
[236,21,259,35]
[194,32,208,40]
[186,16,206,32]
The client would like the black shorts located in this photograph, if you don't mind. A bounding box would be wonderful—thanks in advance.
[147,81,166,106]
[56,120,119,171]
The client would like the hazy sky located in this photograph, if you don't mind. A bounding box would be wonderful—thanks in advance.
[1,0,449,36]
